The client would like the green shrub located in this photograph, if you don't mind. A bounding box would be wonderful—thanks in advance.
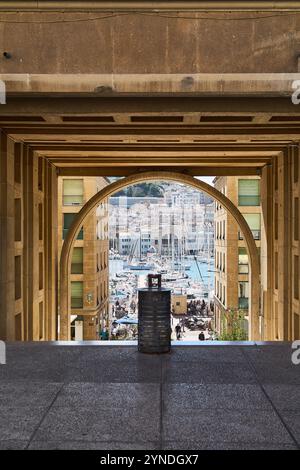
[219,308,248,341]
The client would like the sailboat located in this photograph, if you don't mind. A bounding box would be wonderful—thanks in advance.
[124,234,154,270]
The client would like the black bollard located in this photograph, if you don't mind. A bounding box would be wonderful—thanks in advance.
[138,274,171,353]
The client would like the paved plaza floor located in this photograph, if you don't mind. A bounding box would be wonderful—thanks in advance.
[0,342,299,450]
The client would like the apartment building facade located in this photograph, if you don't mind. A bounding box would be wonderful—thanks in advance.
[214,176,264,336]
[58,177,109,340]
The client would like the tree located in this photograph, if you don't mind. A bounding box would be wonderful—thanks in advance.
[113,182,164,198]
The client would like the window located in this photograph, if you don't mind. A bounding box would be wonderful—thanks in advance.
[275,203,278,240]
[238,247,249,274]
[63,213,83,240]
[63,179,83,205]
[294,152,299,184]
[15,313,22,341]
[294,256,299,300]
[294,198,299,241]
[274,157,278,190]
[39,204,43,241]
[71,281,83,308]
[239,298,249,309]
[239,213,261,240]
[39,302,44,340]
[39,252,43,290]
[294,313,300,340]
[71,247,83,274]
[275,302,279,339]
[14,145,21,184]
[15,256,21,300]
[238,179,260,206]
[239,281,249,309]
[275,252,278,290]
[14,199,21,241]
[38,158,43,191]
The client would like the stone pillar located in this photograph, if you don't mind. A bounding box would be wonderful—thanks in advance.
[23,148,40,340]
[276,149,292,340]
[22,149,57,341]
[291,145,300,340]
[260,164,273,340]
[44,161,58,340]
[0,132,15,340]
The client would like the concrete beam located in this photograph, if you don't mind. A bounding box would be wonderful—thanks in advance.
[1,74,300,97]
[1,96,299,116]
[58,166,261,177]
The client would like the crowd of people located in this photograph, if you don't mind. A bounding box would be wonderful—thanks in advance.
[187,298,214,317]
[172,298,214,341]
[102,297,214,341]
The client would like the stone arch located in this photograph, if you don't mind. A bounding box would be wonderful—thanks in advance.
[59,171,260,341]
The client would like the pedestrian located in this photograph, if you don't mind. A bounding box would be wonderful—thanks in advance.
[175,323,181,340]
[198,331,205,341]
[100,326,109,341]
[111,326,118,340]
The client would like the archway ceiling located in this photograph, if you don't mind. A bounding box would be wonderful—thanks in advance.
[1,93,299,177]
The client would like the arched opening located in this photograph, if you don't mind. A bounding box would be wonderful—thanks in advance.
[60,171,260,341]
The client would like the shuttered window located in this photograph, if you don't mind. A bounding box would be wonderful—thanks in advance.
[238,247,248,274]
[244,213,261,230]
[71,281,83,308]
[71,247,83,274]
[63,213,83,240]
[238,180,260,206]
[63,179,83,205]
[240,213,261,240]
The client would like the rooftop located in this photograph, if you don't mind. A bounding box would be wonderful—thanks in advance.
[0,342,299,450]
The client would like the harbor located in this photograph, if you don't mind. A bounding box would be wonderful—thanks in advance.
[108,255,215,342]
[104,181,216,342]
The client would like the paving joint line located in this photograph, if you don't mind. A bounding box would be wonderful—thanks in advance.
[240,347,300,450]
[24,382,65,450]
[158,356,164,450]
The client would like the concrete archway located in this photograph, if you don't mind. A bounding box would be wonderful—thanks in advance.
[59,171,260,341]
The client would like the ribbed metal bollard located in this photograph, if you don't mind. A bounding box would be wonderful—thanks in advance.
[138,274,171,354]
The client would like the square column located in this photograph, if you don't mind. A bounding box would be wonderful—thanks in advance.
[0,133,18,340]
